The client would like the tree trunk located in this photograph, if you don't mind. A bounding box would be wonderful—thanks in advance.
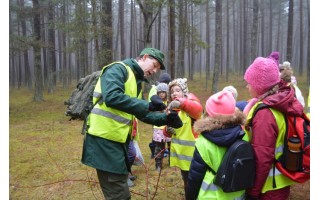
[251,0,258,62]
[47,0,57,93]
[306,0,310,85]
[177,0,185,78]
[299,0,303,75]
[268,0,272,53]
[18,0,32,89]
[119,0,125,59]
[226,0,230,82]
[91,0,100,68]
[101,0,113,66]
[32,0,43,102]
[212,0,222,94]
[205,0,210,87]
[286,0,293,61]
[168,0,175,78]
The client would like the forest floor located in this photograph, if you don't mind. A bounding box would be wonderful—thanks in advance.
[9,73,310,199]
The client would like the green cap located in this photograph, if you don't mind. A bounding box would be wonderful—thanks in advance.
[140,48,165,70]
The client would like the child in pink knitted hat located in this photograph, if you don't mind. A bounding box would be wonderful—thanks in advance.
[186,90,247,199]
[242,56,280,114]
[243,56,304,199]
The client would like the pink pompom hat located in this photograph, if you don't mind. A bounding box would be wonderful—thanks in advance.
[244,57,280,95]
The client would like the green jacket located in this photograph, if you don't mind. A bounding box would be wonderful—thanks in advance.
[81,58,167,174]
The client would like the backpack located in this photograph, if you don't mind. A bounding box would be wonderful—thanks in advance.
[211,138,256,193]
[64,71,101,134]
[252,103,310,184]
[64,70,101,120]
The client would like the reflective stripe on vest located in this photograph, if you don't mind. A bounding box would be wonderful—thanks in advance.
[170,111,196,171]
[196,134,245,199]
[87,62,137,143]
[245,102,295,193]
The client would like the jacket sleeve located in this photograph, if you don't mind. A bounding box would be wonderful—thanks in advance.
[100,64,167,126]
[246,108,279,198]
[176,93,203,120]
[186,147,207,200]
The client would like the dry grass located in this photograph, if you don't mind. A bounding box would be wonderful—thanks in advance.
[9,73,310,199]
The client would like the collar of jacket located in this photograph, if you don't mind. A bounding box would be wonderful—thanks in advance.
[193,109,247,147]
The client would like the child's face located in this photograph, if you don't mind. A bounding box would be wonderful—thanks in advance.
[158,92,167,100]
[246,83,258,98]
[170,85,184,100]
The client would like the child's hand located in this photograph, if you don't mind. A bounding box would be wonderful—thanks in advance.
[167,127,176,135]
[168,100,180,111]
[163,126,175,137]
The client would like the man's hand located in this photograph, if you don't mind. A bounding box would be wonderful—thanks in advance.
[167,111,183,128]
[149,95,166,111]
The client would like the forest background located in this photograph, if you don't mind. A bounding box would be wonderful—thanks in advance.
[6,0,318,199]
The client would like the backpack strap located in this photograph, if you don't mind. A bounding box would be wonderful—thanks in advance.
[248,103,269,126]
[250,103,286,189]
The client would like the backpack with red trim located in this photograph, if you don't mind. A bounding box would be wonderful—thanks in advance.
[253,103,310,183]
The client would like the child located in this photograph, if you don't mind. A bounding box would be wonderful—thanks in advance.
[186,90,247,200]
[243,56,303,199]
[152,82,171,172]
[223,85,249,112]
[148,73,172,158]
[164,78,203,196]
[279,61,305,107]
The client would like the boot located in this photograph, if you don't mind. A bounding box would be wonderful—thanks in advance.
[149,142,156,159]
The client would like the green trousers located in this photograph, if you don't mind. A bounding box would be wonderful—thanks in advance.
[96,169,130,200]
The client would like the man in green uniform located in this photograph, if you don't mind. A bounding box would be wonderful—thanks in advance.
[81,48,182,200]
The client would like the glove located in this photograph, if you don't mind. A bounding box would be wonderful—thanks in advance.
[167,111,183,129]
[163,127,175,137]
[149,95,166,111]
[163,127,171,138]
[168,100,180,111]
[167,127,176,136]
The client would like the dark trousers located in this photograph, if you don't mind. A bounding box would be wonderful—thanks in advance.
[181,170,189,198]
[96,169,130,200]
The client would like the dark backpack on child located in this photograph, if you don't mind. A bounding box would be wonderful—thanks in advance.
[252,103,310,184]
[212,137,256,193]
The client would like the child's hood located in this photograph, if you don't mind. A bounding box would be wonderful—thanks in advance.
[193,109,246,146]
